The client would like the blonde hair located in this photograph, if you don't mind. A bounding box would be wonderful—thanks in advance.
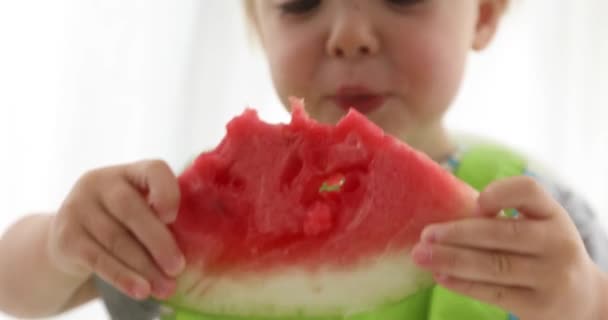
[243,0,257,29]
[242,0,260,45]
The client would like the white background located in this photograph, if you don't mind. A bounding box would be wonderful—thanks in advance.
[0,1,606,319]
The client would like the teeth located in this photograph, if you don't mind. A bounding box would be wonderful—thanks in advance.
[168,249,433,317]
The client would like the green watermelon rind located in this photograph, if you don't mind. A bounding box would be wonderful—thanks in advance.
[160,287,432,320]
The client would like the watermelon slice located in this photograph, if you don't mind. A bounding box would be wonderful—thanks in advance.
[166,98,477,318]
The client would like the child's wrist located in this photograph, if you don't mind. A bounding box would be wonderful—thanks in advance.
[45,215,90,281]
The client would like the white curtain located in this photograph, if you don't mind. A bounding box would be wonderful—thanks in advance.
[0,1,606,319]
[447,0,608,222]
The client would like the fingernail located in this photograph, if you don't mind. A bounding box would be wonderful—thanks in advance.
[169,210,178,222]
[421,226,439,243]
[434,272,449,283]
[130,279,150,300]
[166,255,185,276]
[472,204,483,217]
[412,244,433,266]
[162,210,178,224]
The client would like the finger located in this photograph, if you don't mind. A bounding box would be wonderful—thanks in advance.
[72,228,151,300]
[434,274,536,316]
[125,160,181,224]
[479,176,563,219]
[412,242,540,288]
[101,181,185,277]
[81,206,176,299]
[420,218,546,255]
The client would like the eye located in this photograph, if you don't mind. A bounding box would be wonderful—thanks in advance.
[386,0,425,6]
[278,0,321,15]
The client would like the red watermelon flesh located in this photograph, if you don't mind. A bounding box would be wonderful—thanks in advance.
[167,98,477,316]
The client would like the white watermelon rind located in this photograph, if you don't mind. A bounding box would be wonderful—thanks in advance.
[160,287,432,320]
[162,250,433,319]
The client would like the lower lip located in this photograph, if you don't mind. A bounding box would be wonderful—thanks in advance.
[334,95,385,114]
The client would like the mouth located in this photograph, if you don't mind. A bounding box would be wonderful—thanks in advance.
[333,86,386,114]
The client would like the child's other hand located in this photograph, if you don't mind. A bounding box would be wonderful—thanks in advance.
[47,160,185,301]
[413,176,606,320]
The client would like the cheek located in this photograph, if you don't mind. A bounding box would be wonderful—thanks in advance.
[390,30,470,119]
[264,30,322,107]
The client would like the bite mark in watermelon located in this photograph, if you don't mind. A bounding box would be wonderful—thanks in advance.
[167,98,477,318]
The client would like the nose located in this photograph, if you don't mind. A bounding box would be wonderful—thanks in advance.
[326,12,380,59]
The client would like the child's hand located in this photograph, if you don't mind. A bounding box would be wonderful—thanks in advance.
[412,176,606,320]
[47,160,185,301]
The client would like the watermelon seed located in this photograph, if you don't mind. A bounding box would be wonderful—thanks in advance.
[319,173,345,193]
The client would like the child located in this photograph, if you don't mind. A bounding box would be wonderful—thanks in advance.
[1,0,607,319]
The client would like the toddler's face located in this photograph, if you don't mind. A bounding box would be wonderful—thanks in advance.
[252,0,505,144]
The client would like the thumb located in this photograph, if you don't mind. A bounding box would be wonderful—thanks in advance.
[124,159,181,224]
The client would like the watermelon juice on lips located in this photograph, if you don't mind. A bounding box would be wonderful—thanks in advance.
[165,98,477,319]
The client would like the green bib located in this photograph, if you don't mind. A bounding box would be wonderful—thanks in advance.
[162,144,526,320]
